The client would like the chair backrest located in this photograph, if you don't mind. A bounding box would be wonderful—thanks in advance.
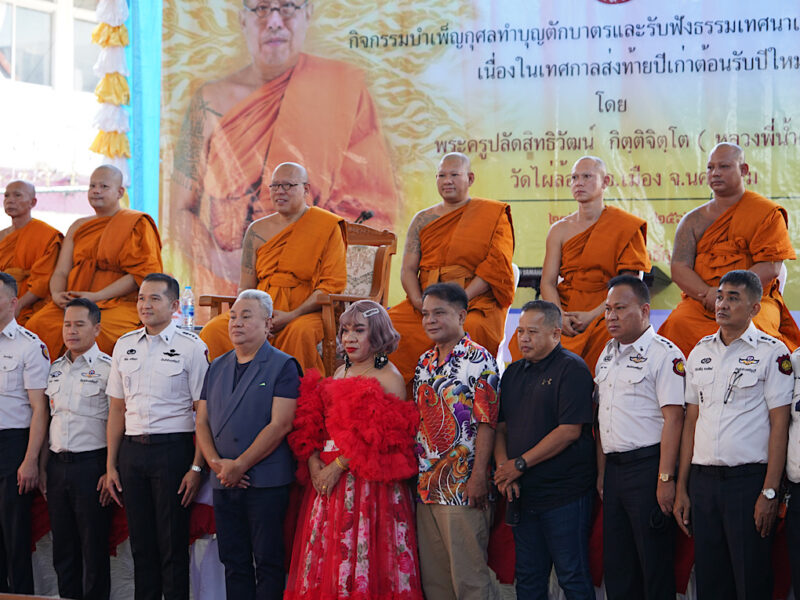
[341,222,397,305]
[345,245,379,296]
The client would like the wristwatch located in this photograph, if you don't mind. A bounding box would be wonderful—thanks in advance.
[658,473,674,482]
[761,488,777,500]
[514,457,527,472]
[190,464,203,473]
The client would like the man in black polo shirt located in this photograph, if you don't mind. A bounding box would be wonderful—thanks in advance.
[494,300,595,600]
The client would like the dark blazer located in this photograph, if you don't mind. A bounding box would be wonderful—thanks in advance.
[204,340,299,489]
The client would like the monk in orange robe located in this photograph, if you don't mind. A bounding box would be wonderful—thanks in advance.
[26,166,162,358]
[388,152,515,384]
[169,0,396,296]
[0,180,62,324]
[509,156,650,372]
[658,142,800,356]
[199,162,346,372]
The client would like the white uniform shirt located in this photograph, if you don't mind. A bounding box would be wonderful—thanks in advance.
[785,349,800,482]
[595,326,686,454]
[0,319,49,430]
[685,323,792,467]
[46,343,111,453]
[107,321,208,436]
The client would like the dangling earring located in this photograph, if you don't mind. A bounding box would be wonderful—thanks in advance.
[374,352,388,370]
[344,354,352,369]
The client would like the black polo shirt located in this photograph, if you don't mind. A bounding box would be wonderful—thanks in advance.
[499,344,596,512]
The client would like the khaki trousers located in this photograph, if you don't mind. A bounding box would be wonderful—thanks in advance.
[416,503,501,600]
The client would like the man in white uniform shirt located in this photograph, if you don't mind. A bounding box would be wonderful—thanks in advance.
[784,348,800,597]
[105,273,208,600]
[0,270,49,594]
[43,297,112,600]
[674,269,792,600]
[595,275,685,600]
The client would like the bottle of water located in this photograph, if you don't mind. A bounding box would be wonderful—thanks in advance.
[180,285,195,329]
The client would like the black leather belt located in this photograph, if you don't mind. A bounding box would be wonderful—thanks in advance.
[124,432,193,445]
[605,443,660,465]
[50,448,106,463]
[692,463,766,478]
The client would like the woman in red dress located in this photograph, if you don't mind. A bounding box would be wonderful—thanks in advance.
[285,300,423,599]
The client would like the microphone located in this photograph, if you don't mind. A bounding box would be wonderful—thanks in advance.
[355,210,373,224]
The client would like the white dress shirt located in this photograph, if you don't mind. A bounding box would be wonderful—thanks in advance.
[0,319,49,430]
[784,349,800,482]
[595,326,685,454]
[685,323,792,467]
[107,321,208,436]
[46,343,111,453]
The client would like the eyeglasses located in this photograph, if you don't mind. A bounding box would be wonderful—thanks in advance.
[723,369,743,404]
[243,1,308,19]
[267,182,305,192]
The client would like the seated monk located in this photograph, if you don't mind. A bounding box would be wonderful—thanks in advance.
[509,155,650,372]
[0,180,63,324]
[169,0,396,295]
[658,142,800,355]
[388,152,515,384]
[199,162,346,372]
[26,165,163,358]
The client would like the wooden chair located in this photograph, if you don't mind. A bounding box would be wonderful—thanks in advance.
[198,222,397,376]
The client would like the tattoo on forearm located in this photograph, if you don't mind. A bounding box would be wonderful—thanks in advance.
[241,230,268,272]
[404,211,439,255]
[173,93,220,187]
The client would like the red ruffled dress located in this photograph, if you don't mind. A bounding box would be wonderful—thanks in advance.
[285,370,423,600]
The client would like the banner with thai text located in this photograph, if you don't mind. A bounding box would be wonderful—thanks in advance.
[160,0,800,310]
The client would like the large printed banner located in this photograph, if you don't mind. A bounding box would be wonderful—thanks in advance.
[160,0,800,309]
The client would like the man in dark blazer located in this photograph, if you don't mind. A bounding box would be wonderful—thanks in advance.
[195,289,300,600]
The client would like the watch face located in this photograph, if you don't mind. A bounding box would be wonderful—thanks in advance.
[763,488,777,500]
[514,457,526,472]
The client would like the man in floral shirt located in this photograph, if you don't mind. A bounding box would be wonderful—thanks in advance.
[413,282,501,600]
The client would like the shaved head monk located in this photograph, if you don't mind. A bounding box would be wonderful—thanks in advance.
[509,155,651,372]
[0,180,63,324]
[199,161,346,371]
[658,142,800,355]
[169,0,396,295]
[388,152,515,384]
[26,165,163,358]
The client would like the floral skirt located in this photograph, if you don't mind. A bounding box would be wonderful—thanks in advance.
[284,472,423,599]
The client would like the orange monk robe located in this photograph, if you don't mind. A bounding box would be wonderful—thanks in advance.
[658,190,800,356]
[388,199,515,384]
[179,53,397,295]
[0,218,63,324]
[26,210,162,358]
[199,207,346,372]
[509,205,650,372]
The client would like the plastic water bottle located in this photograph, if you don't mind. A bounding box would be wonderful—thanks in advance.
[180,285,195,329]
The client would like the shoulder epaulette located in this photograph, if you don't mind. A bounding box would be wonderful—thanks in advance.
[119,328,144,339]
[758,335,778,345]
[18,327,37,341]
[177,328,201,341]
[652,335,676,351]
[698,334,715,344]
[98,353,112,363]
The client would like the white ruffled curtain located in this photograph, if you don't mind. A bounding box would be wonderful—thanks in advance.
[89,0,131,190]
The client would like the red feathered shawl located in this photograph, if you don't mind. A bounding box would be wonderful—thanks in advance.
[288,369,419,484]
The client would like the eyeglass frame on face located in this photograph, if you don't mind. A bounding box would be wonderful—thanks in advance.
[242,1,308,19]
[267,182,306,192]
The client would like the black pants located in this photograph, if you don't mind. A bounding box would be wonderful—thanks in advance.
[603,446,675,600]
[46,448,112,600]
[0,428,33,594]
[119,433,194,600]
[690,463,772,600]
[784,481,800,599]
[213,485,290,600]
